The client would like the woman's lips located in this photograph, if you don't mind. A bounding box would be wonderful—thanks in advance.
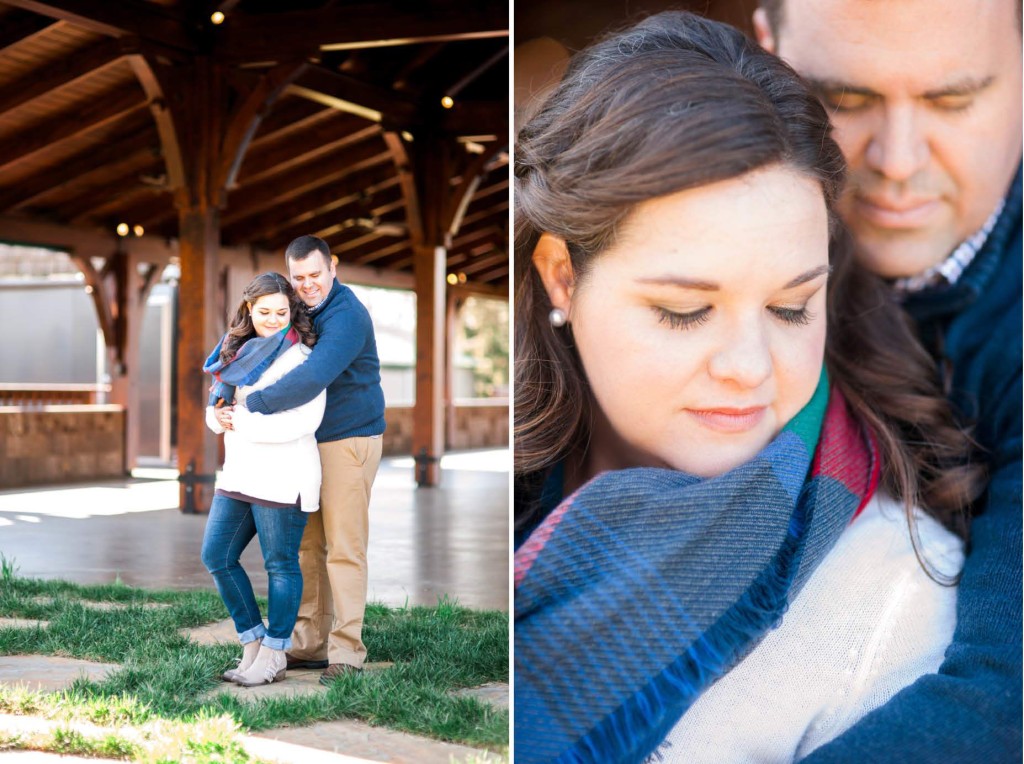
[854,195,940,229]
[686,406,768,433]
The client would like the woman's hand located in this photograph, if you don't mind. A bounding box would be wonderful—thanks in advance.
[215,405,235,430]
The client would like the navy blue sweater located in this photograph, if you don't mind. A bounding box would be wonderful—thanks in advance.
[245,280,386,443]
[803,166,1023,762]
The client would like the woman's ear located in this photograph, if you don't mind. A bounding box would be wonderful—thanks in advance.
[532,233,576,317]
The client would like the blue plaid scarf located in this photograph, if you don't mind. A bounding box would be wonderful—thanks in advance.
[514,370,879,763]
[202,325,299,407]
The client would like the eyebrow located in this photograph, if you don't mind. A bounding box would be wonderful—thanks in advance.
[805,76,995,101]
[635,264,831,291]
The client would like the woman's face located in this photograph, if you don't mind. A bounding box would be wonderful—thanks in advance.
[249,292,291,338]
[562,166,830,478]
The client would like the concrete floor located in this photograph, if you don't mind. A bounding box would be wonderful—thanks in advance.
[0,450,509,612]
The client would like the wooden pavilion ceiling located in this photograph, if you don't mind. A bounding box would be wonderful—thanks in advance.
[0,0,509,288]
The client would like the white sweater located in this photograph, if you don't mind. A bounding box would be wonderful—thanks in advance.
[655,493,963,763]
[205,343,326,512]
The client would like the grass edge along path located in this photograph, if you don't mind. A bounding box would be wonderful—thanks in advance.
[0,561,508,760]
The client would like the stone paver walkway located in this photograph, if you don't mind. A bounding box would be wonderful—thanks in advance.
[0,651,507,762]
[0,656,118,693]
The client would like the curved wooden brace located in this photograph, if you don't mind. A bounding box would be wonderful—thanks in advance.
[126,52,186,196]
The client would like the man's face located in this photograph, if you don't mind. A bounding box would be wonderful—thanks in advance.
[287,251,336,307]
[757,0,1023,278]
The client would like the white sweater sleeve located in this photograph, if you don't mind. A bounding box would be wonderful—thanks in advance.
[205,405,226,434]
[230,389,326,443]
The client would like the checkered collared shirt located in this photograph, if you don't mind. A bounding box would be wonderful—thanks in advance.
[893,200,1006,294]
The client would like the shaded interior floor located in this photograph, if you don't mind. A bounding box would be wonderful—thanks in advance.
[0,450,509,612]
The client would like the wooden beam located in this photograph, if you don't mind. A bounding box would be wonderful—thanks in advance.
[220,139,392,225]
[238,121,379,185]
[287,66,419,126]
[0,0,197,54]
[446,45,508,98]
[0,85,147,173]
[0,119,156,213]
[439,101,507,137]
[259,180,404,251]
[448,280,508,301]
[175,205,220,511]
[216,60,309,193]
[224,164,397,243]
[0,38,124,120]
[0,9,58,51]
[220,2,507,58]
[59,159,165,223]
[248,98,329,146]
[127,55,186,192]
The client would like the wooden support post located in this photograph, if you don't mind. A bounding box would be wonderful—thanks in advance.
[176,206,220,511]
[413,242,447,486]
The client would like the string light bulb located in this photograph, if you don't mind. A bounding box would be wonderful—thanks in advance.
[132,224,144,237]
[446,273,458,285]
[211,11,225,24]
[116,223,129,237]
[440,95,454,109]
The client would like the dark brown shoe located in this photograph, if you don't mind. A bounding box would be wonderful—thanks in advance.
[285,654,328,670]
[319,662,362,685]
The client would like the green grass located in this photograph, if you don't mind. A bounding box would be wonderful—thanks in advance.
[0,560,509,758]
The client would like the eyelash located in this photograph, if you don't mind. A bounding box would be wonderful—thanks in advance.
[654,306,813,330]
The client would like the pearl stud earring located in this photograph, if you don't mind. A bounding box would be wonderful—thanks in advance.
[549,308,567,327]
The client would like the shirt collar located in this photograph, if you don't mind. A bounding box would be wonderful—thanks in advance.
[892,199,1006,294]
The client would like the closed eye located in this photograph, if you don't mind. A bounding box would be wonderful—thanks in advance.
[769,306,813,325]
[654,306,711,330]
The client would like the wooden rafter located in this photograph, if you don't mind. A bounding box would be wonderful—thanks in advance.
[1,0,197,54]
[0,9,58,51]
[0,85,147,173]
[287,66,419,126]
[219,2,507,58]
[0,121,156,213]
[226,163,398,242]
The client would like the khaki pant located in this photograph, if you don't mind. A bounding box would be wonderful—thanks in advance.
[289,435,382,667]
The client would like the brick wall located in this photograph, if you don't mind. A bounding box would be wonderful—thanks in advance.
[382,403,509,456]
[0,405,126,488]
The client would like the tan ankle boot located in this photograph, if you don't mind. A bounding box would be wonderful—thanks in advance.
[232,644,287,687]
[222,638,262,682]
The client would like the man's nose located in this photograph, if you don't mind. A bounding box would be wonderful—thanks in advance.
[864,101,929,183]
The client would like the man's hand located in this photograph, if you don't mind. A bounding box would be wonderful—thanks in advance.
[215,405,235,430]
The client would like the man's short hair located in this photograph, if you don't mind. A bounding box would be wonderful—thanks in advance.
[759,0,1022,36]
[285,234,332,266]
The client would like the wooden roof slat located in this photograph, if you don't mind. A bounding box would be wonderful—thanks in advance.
[255,178,404,250]
[220,2,507,59]
[60,159,164,223]
[0,84,147,172]
[0,37,123,120]
[0,125,156,213]
[1,0,197,54]
[225,163,399,243]
[219,139,392,226]
[0,9,59,52]
[239,121,379,185]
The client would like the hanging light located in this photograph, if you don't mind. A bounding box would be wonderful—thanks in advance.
[446,273,458,285]
[116,223,129,237]
[211,11,225,24]
[457,272,467,283]
[132,224,144,237]
[440,95,454,109]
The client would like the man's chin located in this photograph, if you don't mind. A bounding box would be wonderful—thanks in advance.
[848,226,955,280]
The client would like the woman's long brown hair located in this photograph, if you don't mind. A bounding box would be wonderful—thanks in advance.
[220,272,316,363]
[514,11,984,580]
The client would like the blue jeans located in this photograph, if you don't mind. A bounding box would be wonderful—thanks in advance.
[200,495,308,650]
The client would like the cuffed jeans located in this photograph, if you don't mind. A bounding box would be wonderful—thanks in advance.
[200,495,308,650]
